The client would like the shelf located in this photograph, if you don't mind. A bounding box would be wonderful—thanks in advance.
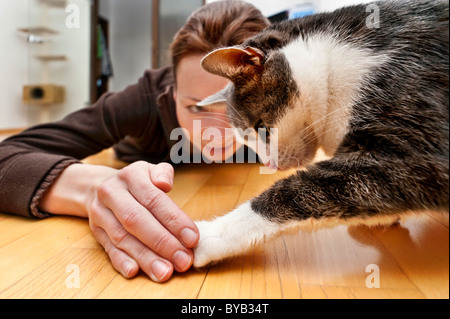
[18,27,59,35]
[38,0,67,8]
[35,55,67,62]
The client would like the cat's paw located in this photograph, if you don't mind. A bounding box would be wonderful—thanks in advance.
[193,220,227,268]
[192,201,281,268]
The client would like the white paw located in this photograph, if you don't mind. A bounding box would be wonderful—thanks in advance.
[193,202,281,268]
[193,220,227,268]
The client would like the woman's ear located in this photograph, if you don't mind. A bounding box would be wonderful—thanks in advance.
[201,46,264,81]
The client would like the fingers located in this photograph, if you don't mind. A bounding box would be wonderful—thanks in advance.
[90,223,140,278]
[89,203,174,282]
[149,162,174,193]
[117,162,199,249]
[128,168,199,248]
[89,161,199,282]
[97,185,194,273]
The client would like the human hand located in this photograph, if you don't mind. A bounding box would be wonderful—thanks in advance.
[87,161,199,282]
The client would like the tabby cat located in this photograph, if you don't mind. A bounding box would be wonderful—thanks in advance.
[192,0,449,268]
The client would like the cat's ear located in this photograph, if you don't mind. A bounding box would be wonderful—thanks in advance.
[201,46,264,80]
[197,83,233,107]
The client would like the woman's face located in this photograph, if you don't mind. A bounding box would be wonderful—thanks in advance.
[174,55,239,162]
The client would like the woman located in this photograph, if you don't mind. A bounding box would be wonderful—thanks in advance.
[0,1,269,283]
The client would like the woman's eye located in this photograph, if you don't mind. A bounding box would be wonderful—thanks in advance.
[188,105,206,113]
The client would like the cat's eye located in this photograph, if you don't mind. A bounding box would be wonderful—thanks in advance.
[255,119,267,131]
[187,105,206,114]
[255,120,270,143]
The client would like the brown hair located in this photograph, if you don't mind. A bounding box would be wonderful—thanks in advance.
[170,0,270,78]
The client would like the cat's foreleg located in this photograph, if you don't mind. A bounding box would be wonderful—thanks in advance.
[193,156,446,268]
[192,163,392,268]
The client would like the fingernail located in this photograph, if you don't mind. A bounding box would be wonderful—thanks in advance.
[173,250,192,272]
[158,174,172,186]
[121,260,135,278]
[180,228,198,247]
[151,260,170,282]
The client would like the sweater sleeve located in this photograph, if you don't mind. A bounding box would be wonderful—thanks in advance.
[0,68,170,218]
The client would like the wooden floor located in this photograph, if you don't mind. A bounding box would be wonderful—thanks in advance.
[0,148,448,299]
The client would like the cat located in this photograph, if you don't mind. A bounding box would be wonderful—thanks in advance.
[192,0,449,268]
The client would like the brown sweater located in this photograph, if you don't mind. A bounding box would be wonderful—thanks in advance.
[0,66,179,219]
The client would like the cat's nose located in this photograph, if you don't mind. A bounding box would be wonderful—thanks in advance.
[264,159,278,170]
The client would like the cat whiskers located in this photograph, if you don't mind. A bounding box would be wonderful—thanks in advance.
[197,98,245,124]
[192,120,235,130]
[275,113,348,170]
[224,100,246,124]
[301,120,349,155]
[192,111,241,126]
[297,116,348,147]
[279,152,302,169]
[296,105,349,142]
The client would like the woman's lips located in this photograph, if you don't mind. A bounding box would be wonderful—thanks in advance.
[204,142,234,157]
